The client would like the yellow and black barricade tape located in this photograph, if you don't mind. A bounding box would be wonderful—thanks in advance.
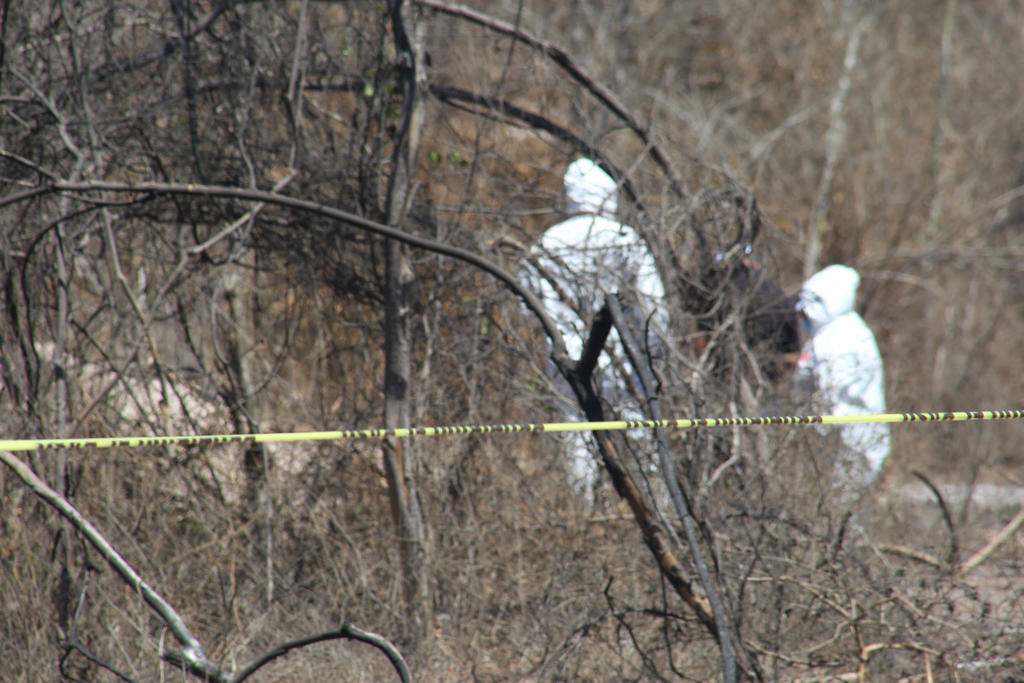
[1,409,1022,453]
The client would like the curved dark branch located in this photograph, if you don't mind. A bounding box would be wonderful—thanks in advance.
[912,469,960,568]
[233,621,410,683]
[417,0,687,198]
[558,308,726,657]
[0,149,61,182]
[62,637,139,683]
[5,179,569,366]
[428,85,643,210]
[148,73,642,209]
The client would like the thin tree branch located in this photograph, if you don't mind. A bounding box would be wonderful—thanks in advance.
[232,621,411,683]
[877,544,942,569]
[0,178,570,367]
[136,71,641,207]
[959,506,1024,576]
[55,1,238,87]
[62,637,139,683]
[0,148,60,182]
[59,568,137,682]
[0,450,229,683]
[382,0,431,644]
[912,470,960,568]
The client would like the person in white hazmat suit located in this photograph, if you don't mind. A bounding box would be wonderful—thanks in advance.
[794,264,890,486]
[520,158,669,495]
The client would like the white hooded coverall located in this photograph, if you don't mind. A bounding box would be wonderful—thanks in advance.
[795,265,890,482]
[520,159,668,491]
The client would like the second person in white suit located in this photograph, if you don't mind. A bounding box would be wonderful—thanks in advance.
[795,264,890,486]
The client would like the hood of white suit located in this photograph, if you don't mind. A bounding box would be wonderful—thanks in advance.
[564,158,618,218]
[797,264,860,333]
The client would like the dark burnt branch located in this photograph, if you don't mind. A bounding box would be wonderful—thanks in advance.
[606,294,744,683]
[416,0,687,199]
[574,302,613,381]
[557,307,720,643]
[232,621,410,683]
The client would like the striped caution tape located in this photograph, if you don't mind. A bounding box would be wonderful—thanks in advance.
[0,410,1021,453]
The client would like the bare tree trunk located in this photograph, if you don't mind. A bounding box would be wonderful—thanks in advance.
[804,2,879,276]
[382,0,430,646]
[52,148,87,648]
[924,0,959,397]
[220,244,274,604]
[52,219,73,640]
